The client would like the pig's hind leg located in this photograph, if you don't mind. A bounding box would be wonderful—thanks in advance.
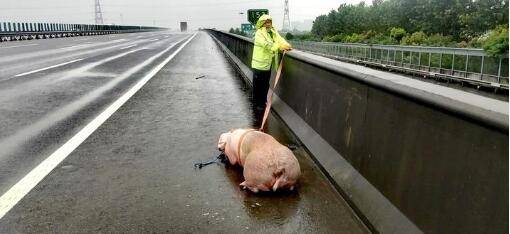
[242,152,274,193]
[240,181,263,193]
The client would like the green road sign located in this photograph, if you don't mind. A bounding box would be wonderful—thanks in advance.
[241,23,254,32]
[247,9,269,25]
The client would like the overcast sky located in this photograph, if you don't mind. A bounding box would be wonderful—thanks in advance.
[0,0,364,30]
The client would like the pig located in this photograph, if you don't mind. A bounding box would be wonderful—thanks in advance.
[217,128,301,193]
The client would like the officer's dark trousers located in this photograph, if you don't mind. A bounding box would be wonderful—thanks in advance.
[252,68,271,108]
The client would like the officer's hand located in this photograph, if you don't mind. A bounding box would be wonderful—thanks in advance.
[280,44,292,51]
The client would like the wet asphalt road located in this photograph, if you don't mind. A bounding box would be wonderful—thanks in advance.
[0,31,368,233]
[0,31,190,195]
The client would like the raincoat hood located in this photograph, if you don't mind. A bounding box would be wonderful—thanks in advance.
[255,14,273,29]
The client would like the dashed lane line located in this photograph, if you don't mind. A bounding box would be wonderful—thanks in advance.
[14,59,84,77]
[0,33,196,220]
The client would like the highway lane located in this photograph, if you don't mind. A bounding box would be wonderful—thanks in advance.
[0,31,168,78]
[0,31,192,197]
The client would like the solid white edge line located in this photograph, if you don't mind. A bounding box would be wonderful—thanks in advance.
[14,59,84,77]
[0,33,197,220]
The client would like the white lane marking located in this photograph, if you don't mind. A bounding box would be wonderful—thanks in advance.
[0,44,38,50]
[120,44,137,50]
[73,38,90,41]
[148,38,159,42]
[0,40,150,83]
[61,44,87,49]
[111,39,127,43]
[53,48,144,82]
[14,59,84,77]
[0,33,196,220]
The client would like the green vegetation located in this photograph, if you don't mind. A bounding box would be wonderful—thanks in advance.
[306,0,508,56]
[482,25,509,58]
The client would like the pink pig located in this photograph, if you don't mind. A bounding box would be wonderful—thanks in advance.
[217,128,301,193]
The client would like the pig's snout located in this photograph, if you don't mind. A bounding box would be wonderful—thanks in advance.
[217,132,229,151]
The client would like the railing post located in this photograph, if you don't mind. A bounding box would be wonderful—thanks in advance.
[480,55,485,80]
[497,57,502,83]
[451,52,455,76]
[387,49,390,64]
[418,51,421,69]
[401,50,404,66]
[410,51,413,68]
[439,53,443,73]
[465,55,469,78]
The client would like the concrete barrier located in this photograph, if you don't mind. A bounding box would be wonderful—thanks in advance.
[206,29,509,233]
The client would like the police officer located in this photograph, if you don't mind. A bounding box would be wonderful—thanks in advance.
[251,14,292,110]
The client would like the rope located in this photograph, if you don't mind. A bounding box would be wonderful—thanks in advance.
[260,50,286,131]
[194,152,226,169]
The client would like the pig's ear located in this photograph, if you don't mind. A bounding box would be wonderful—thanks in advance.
[217,132,229,150]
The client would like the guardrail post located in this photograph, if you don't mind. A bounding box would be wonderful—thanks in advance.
[369,46,372,61]
[401,49,404,66]
[497,57,502,83]
[480,55,485,80]
[387,49,390,64]
[410,51,413,68]
[418,50,422,69]
[439,53,443,73]
[451,52,456,76]
[394,50,397,65]
[465,55,469,78]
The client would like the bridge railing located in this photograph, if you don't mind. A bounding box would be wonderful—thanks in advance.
[206,29,508,234]
[291,40,509,89]
[0,21,164,41]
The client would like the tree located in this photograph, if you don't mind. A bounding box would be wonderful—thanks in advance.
[401,31,427,45]
[308,0,508,47]
[390,27,406,42]
[285,32,295,40]
[482,25,509,57]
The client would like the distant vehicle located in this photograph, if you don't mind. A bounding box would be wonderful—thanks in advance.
[180,22,187,32]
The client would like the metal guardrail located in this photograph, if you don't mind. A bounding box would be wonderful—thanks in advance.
[0,21,164,42]
[291,40,509,89]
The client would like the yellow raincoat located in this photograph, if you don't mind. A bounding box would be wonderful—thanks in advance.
[251,14,291,71]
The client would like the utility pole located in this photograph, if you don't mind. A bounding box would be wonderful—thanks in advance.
[282,0,291,32]
[95,0,104,24]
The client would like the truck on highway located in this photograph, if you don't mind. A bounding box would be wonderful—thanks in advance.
[180,22,187,32]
